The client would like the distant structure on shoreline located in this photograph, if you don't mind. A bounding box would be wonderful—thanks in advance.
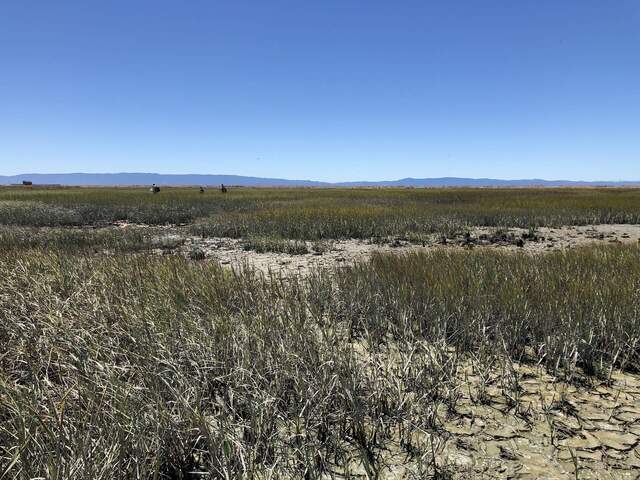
[7,181,62,188]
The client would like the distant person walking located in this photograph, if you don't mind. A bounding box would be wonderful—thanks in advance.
[221,184,228,193]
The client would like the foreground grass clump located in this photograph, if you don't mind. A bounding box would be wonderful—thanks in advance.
[3,187,640,238]
[1,245,639,478]
[342,247,640,375]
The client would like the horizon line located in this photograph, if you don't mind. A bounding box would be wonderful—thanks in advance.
[1,172,640,184]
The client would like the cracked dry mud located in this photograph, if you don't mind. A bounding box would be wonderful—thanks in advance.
[439,367,640,479]
[323,359,640,479]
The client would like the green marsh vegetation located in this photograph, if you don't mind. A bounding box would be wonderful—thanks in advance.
[2,186,640,239]
[1,244,639,478]
[0,226,160,253]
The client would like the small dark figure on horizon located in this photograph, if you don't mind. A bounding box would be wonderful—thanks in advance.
[150,184,160,194]
[221,184,228,193]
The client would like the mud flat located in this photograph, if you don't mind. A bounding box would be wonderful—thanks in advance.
[173,224,640,275]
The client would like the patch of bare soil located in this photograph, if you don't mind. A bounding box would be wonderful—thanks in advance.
[436,366,640,479]
[332,350,640,479]
[172,224,640,275]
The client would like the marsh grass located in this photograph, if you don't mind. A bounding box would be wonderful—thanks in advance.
[3,187,640,238]
[0,226,184,253]
[241,236,309,255]
[341,247,640,375]
[1,244,639,478]
[0,188,246,226]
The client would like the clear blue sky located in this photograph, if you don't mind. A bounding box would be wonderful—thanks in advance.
[1,1,638,181]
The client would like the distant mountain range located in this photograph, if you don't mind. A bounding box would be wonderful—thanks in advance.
[1,173,639,187]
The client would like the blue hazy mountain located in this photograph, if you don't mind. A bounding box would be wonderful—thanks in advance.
[0,173,638,187]
[0,173,329,187]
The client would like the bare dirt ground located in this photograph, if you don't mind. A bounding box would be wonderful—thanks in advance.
[340,357,640,479]
[172,224,640,276]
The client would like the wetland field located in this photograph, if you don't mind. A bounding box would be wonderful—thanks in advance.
[1,186,640,479]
